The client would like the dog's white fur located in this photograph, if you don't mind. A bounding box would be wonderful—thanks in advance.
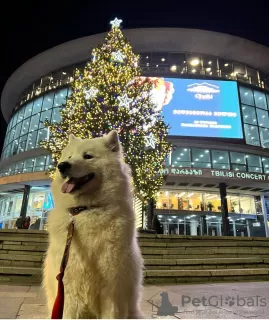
[43,131,144,319]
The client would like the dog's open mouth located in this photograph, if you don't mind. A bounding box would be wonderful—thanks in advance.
[61,173,95,193]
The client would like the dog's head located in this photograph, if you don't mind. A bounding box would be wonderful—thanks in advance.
[53,130,123,197]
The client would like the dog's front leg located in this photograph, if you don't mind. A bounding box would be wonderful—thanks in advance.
[100,295,127,319]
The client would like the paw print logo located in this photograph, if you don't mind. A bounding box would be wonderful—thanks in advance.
[225,296,235,306]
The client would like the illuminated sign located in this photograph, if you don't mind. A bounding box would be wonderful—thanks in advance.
[148,77,243,139]
[160,167,269,182]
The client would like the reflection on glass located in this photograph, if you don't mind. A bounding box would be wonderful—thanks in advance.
[254,91,267,110]
[242,105,257,125]
[256,108,269,128]
[240,87,254,105]
[171,148,191,167]
[192,148,211,168]
[244,124,260,146]
[211,150,229,169]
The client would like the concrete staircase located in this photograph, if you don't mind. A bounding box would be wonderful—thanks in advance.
[1,230,269,284]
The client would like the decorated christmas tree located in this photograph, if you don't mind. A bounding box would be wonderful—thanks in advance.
[41,18,172,200]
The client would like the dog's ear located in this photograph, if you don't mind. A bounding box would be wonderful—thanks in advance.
[105,130,120,152]
[68,134,76,143]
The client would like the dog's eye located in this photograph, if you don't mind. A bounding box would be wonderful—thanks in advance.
[83,154,93,160]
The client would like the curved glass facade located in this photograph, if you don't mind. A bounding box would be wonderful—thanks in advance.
[1,87,71,160]
[168,147,269,174]
[15,52,269,109]
[0,154,52,177]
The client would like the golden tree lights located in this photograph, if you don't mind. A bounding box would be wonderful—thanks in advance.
[41,18,172,200]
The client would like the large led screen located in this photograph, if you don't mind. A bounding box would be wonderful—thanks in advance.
[149,77,243,139]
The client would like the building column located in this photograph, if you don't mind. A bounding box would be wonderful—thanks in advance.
[20,185,31,219]
[261,194,269,237]
[190,220,198,236]
[219,183,230,236]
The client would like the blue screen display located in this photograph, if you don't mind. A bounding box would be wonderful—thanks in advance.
[157,78,243,139]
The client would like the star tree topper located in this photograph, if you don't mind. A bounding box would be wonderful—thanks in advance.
[110,17,122,28]
[85,87,98,99]
[111,51,125,63]
[145,132,158,149]
[117,93,132,108]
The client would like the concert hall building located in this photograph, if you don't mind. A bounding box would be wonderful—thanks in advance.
[1,27,269,237]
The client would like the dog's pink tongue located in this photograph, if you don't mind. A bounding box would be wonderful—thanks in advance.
[61,179,76,193]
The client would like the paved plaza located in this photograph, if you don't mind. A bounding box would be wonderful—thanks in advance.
[1,282,269,319]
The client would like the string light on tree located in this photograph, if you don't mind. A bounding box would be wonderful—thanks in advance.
[92,53,97,62]
[41,17,171,201]
[145,132,158,149]
[110,17,122,28]
[111,51,125,62]
[85,87,98,99]
[117,93,132,108]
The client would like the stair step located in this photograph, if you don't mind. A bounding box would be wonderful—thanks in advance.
[0,266,42,275]
[139,240,269,247]
[144,257,264,265]
[145,268,269,277]
[141,248,269,255]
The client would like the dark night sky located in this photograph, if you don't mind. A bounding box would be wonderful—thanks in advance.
[0,0,268,153]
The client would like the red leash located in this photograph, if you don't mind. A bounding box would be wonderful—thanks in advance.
[51,220,75,319]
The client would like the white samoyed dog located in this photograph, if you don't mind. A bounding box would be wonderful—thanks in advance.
[43,130,144,319]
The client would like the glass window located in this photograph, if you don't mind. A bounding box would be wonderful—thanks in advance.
[18,135,28,153]
[11,140,19,156]
[152,52,169,66]
[51,108,61,123]
[14,122,22,140]
[171,147,191,167]
[211,150,229,169]
[26,131,38,150]
[247,67,259,87]
[39,110,52,129]
[254,91,267,110]
[204,193,221,212]
[239,87,254,106]
[244,124,260,146]
[35,156,46,171]
[54,88,68,107]
[227,195,240,213]
[32,97,43,115]
[169,53,186,73]
[61,67,75,85]
[259,128,269,148]
[241,105,257,125]
[156,190,177,210]
[15,161,24,174]
[21,119,30,136]
[192,148,211,168]
[262,157,269,174]
[29,114,40,132]
[8,128,15,145]
[36,128,49,146]
[23,158,35,173]
[188,192,205,211]
[42,92,55,110]
[230,152,246,171]
[11,111,18,129]
[45,154,52,170]
[187,54,202,75]
[256,109,269,128]
[234,63,246,76]
[23,102,34,119]
[247,154,262,173]
[239,195,256,214]
[17,108,24,123]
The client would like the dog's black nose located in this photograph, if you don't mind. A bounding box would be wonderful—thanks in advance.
[58,161,71,174]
